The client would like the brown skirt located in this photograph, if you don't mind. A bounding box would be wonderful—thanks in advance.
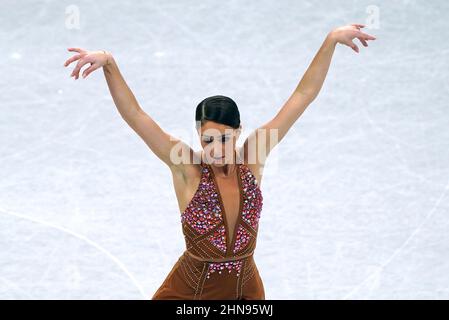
[152,251,265,300]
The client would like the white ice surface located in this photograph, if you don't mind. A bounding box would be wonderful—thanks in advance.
[1,0,449,299]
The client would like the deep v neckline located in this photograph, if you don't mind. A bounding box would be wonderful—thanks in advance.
[205,156,243,257]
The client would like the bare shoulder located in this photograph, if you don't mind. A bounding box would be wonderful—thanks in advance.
[238,145,264,188]
[169,149,203,184]
[184,150,204,179]
[169,150,204,214]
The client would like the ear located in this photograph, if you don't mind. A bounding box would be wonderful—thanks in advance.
[236,125,242,139]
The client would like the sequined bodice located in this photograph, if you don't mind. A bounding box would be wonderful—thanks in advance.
[180,161,263,261]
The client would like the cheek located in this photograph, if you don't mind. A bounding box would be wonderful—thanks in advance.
[200,140,211,148]
[201,142,215,153]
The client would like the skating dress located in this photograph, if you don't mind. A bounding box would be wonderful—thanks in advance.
[152,158,264,300]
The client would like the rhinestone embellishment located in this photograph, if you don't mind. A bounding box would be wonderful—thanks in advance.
[181,166,223,234]
[181,161,263,267]
[233,225,251,254]
[208,225,227,253]
[206,260,243,278]
[240,166,263,230]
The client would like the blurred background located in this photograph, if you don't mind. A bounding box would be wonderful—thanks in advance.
[1,0,448,299]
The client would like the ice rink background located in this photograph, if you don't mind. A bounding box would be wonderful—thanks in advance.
[1,0,448,299]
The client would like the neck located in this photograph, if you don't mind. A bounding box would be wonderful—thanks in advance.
[216,163,237,178]
[203,149,239,177]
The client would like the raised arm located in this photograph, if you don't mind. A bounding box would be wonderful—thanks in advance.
[64,48,193,171]
[243,24,376,164]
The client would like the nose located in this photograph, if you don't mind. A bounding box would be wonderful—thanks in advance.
[212,149,224,159]
[211,143,226,159]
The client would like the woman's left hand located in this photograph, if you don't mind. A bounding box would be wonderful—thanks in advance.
[328,24,376,53]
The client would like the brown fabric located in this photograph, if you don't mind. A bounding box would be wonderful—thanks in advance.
[152,155,264,300]
[152,251,265,300]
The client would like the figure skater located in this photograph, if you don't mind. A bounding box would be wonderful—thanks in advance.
[63,23,376,299]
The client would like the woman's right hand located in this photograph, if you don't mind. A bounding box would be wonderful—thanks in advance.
[63,47,111,79]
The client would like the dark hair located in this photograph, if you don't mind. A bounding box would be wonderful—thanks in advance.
[195,95,240,129]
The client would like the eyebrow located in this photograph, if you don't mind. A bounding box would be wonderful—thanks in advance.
[202,134,230,139]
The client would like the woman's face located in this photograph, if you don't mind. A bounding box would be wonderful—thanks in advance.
[197,120,241,167]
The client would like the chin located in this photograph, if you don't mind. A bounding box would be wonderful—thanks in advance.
[212,162,226,167]
[208,155,225,165]
[208,158,223,166]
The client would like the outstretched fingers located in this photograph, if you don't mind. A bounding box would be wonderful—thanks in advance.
[358,31,376,41]
[358,37,369,47]
[71,58,92,79]
[81,62,100,79]
[349,40,360,53]
[67,47,84,53]
[351,23,365,29]
[353,30,376,51]
[63,54,82,67]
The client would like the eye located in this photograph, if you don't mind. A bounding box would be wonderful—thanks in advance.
[203,137,213,144]
[221,136,229,143]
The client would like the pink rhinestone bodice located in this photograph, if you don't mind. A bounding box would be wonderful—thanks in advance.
[180,160,263,278]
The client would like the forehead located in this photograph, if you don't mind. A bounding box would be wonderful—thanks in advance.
[199,121,236,136]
